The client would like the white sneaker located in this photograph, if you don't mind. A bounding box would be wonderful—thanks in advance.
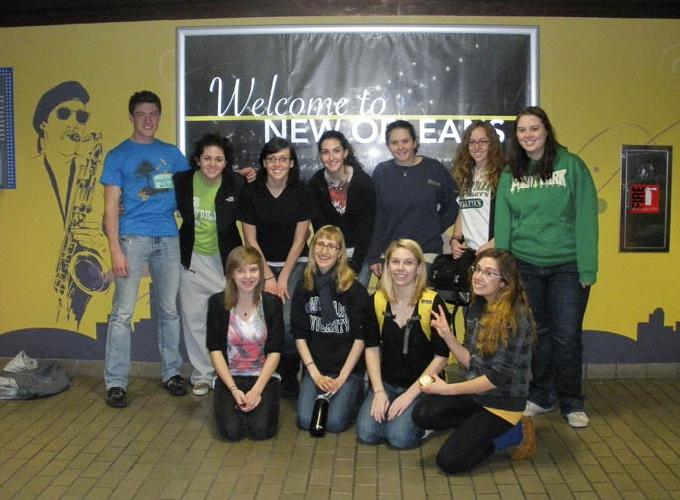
[192,382,211,396]
[421,430,434,440]
[566,411,589,428]
[523,401,554,417]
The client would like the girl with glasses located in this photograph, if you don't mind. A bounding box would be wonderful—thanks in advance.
[412,249,535,473]
[291,225,369,433]
[450,121,505,259]
[238,137,313,397]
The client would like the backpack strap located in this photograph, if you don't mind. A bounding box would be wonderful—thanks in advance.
[374,288,438,341]
[417,288,438,341]
[373,289,389,334]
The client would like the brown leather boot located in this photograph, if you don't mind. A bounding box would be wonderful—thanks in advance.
[512,415,537,460]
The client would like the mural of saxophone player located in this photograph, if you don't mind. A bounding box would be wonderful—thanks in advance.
[33,81,111,325]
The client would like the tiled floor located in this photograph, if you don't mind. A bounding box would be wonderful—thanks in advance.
[1,375,679,499]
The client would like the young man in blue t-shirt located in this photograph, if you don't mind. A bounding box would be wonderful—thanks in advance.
[100,90,190,408]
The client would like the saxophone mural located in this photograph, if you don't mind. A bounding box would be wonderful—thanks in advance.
[32,81,111,326]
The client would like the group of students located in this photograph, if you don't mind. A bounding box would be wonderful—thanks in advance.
[102,90,598,475]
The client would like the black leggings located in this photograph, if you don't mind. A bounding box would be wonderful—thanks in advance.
[214,376,280,441]
[412,394,513,473]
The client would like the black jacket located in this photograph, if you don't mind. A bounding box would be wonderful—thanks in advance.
[206,291,284,360]
[307,167,376,272]
[174,169,244,269]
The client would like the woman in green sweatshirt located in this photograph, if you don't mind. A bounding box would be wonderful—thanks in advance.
[494,106,598,429]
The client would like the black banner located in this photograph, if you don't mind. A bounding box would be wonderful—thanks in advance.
[178,26,538,177]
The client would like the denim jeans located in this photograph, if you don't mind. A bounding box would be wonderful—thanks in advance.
[270,262,305,354]
[356,383,426,449]
[356,262,372,288]
[517,259,590,415]
[104,235,183,389]
[296,372,363,433]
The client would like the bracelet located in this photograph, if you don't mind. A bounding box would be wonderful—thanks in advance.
[374,389,385,394]
[265,276,275,281]
[228,385,238,392]
[305,360,315,367]
[450,235,463,244]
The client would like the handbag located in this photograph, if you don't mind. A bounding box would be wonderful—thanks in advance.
[430,249,475,307]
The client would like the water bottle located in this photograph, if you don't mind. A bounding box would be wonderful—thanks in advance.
[309,392,332,437]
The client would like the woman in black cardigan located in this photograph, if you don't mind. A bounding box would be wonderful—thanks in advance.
[207,246,284,441]
[308,130,376,286]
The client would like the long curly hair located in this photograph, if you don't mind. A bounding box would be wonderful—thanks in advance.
[451,121,504,195]
[472,249,534,356]
[303,225,356,293]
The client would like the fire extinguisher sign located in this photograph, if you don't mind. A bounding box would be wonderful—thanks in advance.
[629,184,660,214]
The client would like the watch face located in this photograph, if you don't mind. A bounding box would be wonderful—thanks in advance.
[419,374,434,388]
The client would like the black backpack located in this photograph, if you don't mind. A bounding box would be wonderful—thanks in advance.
[430,250,475,307]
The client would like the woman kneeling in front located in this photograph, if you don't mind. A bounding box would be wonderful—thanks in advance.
[413,249,534,473]
[207,246,284,441]
[292,225,369,433]
[356,239,450,449]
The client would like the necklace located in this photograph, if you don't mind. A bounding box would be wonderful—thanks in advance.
[397,157,420,177]
[235,304,253,320]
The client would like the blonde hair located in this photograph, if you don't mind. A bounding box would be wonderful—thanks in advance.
[223,246,265,310]
[303,225,355,292]
[472,249,535,356]
[379,239,427,305]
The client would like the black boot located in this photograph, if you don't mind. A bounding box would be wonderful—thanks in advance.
[279,352,300,399]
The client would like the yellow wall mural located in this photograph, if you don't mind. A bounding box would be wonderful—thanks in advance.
[0,16,678,360]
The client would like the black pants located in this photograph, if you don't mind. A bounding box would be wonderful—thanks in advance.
[412,394,513,473]
[214,376,280,441]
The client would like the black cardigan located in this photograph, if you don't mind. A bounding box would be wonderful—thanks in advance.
[206,291,285,360]
[307,166,376,272]
[174,168,244,269]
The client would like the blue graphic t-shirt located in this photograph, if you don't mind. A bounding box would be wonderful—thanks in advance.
[100,139,189,236]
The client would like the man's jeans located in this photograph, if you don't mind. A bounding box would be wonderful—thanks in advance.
[517,259,590,415]
[104,236,183,389]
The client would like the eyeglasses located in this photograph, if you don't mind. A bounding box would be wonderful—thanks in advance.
[56,107,89,125]
[315,241,339,252]
[471,265,502,279]
[265,155,291,164]
[468,139,490,148]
